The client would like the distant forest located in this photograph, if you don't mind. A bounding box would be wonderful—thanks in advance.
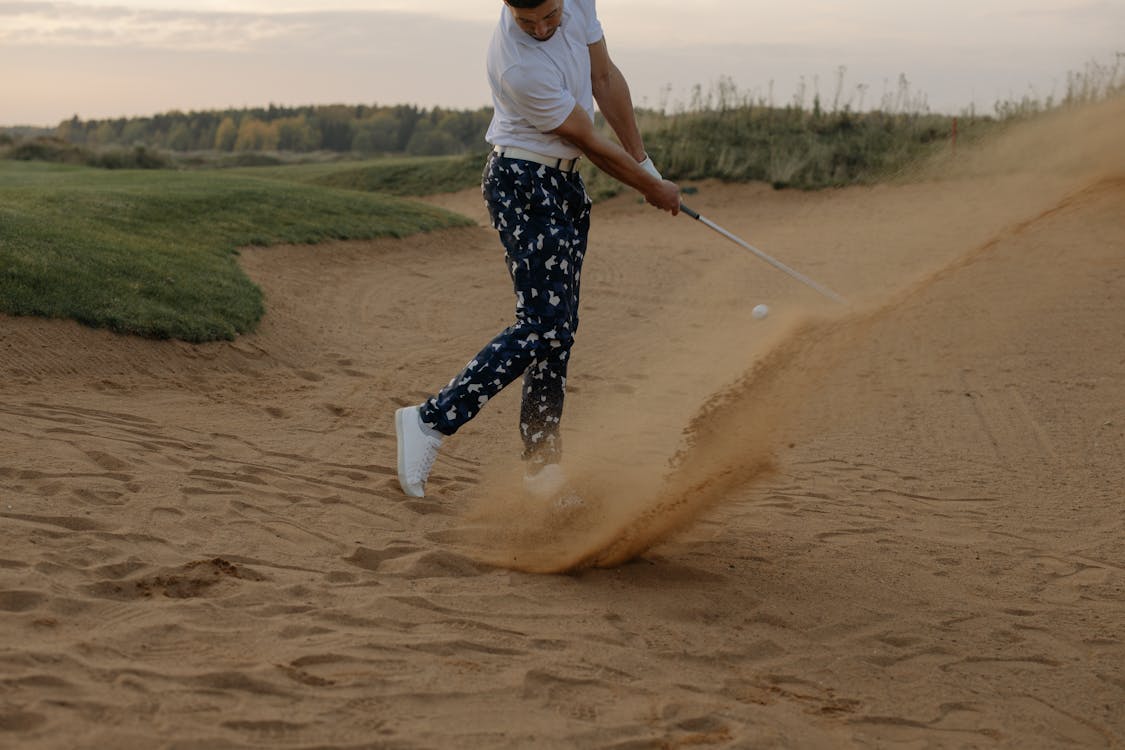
[52,104,494,156]
[2,96,977,188]
[9,65,1120,189]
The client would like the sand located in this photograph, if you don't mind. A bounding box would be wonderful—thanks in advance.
[1,99,1123,748]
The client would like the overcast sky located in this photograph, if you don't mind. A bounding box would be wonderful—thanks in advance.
[1,0,1122,126]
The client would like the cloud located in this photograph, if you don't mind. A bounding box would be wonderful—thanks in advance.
[0,3,497,124]
[1,1,1119,125]
[0,2,305,50]
[0,2,495,54]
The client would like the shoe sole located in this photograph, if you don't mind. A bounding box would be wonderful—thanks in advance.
[395,407,424,498]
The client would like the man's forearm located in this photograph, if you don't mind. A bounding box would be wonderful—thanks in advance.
[548,101,678,213]
[579,129,659,194]
[592,62,646,163]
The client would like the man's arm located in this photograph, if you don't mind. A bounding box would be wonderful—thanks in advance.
[549,105,679,214]
[548,37,678,214]
[587,38,645,162]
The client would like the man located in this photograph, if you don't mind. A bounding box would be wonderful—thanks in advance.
[396,0,681,499]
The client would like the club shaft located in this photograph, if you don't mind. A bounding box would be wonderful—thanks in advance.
[681,204,847,305]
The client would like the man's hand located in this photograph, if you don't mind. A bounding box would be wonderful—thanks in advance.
[645,178,681,215]
[637,155,678,214]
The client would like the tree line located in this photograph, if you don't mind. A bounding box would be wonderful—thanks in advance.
[53,104,494,156]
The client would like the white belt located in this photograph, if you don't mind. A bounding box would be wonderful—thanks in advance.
[493,145,580,173]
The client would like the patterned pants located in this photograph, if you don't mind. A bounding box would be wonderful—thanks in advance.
[419,152,592,465]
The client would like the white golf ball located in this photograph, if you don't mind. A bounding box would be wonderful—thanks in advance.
[752,304,770,319]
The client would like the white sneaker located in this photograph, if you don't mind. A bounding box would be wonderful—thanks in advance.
[395,406,442,498]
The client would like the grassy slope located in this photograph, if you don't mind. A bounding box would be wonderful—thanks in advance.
[230,152,625,202]
[228,154,487,196]
[0,160,472,342]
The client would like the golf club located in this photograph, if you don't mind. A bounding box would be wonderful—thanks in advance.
[680,203,848,305]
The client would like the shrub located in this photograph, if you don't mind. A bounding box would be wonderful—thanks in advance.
[3,137,173,169]
[7,137,89,165]
[215,152,285,168]
[90,145,173,169]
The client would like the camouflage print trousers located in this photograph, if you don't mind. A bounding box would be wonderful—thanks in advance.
[419,152,592,465]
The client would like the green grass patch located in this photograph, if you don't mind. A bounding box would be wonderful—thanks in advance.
[227,153,488,197]
[0,160,472,342]
[228,151,625,202]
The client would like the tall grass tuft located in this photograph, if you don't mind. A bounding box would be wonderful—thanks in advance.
[992,54,1125,119]
[626,74,969,189]
[617,57,1124,190]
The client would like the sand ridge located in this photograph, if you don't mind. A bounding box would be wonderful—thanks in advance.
[1,98,1123,747]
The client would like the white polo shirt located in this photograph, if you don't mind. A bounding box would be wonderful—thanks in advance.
[485,0,604,159]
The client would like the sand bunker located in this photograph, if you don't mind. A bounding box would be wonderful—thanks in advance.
[1,98,1122,746]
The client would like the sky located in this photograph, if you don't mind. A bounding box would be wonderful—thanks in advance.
[1,0,1122,126]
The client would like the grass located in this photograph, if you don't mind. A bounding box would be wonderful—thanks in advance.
[299,153,487,196]
[639,106,982,189]
[0,160,472,341]
[230,151,627,202]
[0,114,1023,344]
[5,61,1119,342]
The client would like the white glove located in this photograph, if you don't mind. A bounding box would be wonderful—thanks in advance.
[638,154,662,181]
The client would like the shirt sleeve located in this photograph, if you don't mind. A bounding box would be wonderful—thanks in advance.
[584,0,604,44]
[501,63,577,133]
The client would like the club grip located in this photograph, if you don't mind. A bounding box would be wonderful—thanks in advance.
[679,203,700,220]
